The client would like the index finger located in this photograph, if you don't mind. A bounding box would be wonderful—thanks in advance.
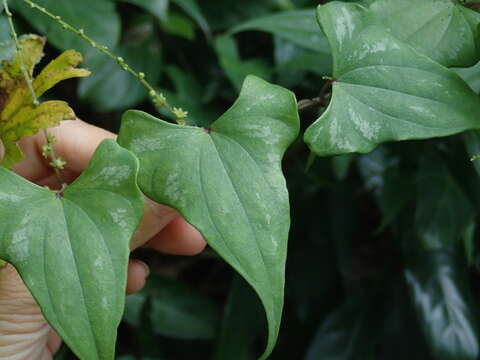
[14,119,115,181]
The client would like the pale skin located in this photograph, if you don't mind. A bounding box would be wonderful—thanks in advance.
[0,119,207,359]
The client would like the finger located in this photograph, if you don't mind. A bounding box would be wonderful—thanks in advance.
[35,170,79,190]
[130,198,178,250]
[126,259,150,295]
[46,329,62,355]
[14,119,115,181]
[0,264,51,359]
[145,216,207,256]
[44,119,116,174]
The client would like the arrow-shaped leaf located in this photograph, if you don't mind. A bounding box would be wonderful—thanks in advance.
[118,75,300,359]
[305,3,480,157]
[0,139,144,359]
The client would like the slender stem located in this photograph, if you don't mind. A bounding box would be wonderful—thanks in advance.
[4,0,64,186]
[297,79,334,112]
[42,130,63,181]
[21,0,188,124]
[3,0,39,107]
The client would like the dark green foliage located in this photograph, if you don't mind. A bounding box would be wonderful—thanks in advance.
[5,0,480,359]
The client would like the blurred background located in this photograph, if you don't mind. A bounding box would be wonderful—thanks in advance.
[3,0,480,359]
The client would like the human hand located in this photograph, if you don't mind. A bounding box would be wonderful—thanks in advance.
[0,119,206,359]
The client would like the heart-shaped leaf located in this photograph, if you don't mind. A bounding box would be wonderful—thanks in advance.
[304,2,480,157]
[118,75,300,359]
[0,139,144,359]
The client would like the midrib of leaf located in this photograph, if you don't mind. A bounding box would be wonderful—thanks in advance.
[209,134,273,290]
[59,198,101,359]
[2,91,29,124]
[199,132,276,301]
[197,139,243,271]
[207,132,280,358]
[213,131,278,193]
[31,199,67,340]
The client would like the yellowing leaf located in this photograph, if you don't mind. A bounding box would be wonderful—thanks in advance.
[33,50,91,98]
[0,34,91,168]
[1,100,75,168]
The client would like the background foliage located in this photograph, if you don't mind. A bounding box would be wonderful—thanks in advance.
[3,0,480,359]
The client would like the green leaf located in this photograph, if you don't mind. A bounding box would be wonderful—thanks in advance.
[332,154,354,181]
[0,140,144,359]
[464,130,480,177]
[200,1,276,31]
[273,36,332,87]
[306,297,379,360]
[78,38,161,111]
[0,39,14,64]
[405,244,480,360]
[172,0,211,39]
[147,274,219,340]
[161,12,196,40]
[215,36,272,91]
[463,221,476,266]
[380,279,434,360]
[368,0,480,68]
[305,3,480,157]
[358,147,414,232]
[123,292,147,328]
[157,66,221,127]
[13,0,121,55]
[213,275,265,360]
[118,0,169,22]
[118,75,300,359]
[415,155,474,250]
[230,9,330,54]
[456,61,480,94]
[0,14,10,43]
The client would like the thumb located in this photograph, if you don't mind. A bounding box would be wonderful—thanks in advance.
[0,140,4,162]
[0,264,53,359]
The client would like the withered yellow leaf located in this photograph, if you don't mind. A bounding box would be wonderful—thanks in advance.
[0,35,90,168]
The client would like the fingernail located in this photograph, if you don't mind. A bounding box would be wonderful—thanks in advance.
[138,260,150,278]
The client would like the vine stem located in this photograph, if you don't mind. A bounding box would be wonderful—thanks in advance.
[297,78,334,112]
[21,0,188,124]
[3,0,64,186]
